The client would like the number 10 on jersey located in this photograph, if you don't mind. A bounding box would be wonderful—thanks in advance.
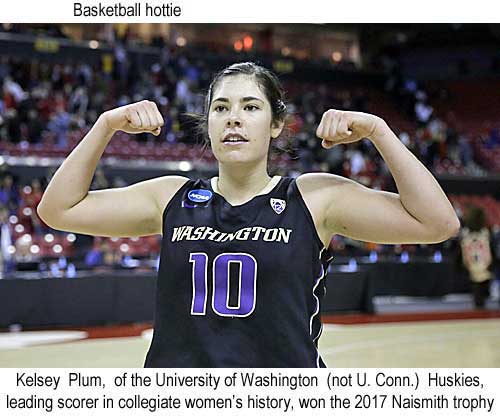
[189,252,257,317]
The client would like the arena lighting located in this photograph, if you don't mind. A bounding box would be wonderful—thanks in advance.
[179,161,192,171]
[89,40,99,49]
[243,35,253,50]
[14,224,24,233]
[30,245,40,254]
[21,234,32,242]
[176,36,186,47]
[66,233,76,242]
[233,40,243,52]
[22,207,32,216]
[23,186,32,195]
[131,237,139,242]
[332,51,342,62]
[44,233,54,243]
[9,215,18,224]
[111,237,119,242]
[7,245,16,255]
[281,47,291,56]
[53,244,63,254]
[26,157,36,166]
[120,243,130,253]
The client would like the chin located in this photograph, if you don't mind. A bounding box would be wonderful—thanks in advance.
[216,151,262,166]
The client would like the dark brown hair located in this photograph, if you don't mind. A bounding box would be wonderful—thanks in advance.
[463,206,487,231]
[190,62,288,145]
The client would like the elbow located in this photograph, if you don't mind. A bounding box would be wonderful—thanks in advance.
[434,216,461,243]
[448,216,461,238]
[36,200,58,229]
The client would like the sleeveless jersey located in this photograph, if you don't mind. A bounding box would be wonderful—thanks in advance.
[144,176,333,368]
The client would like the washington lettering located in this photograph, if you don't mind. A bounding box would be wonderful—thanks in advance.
[171,226,292,243]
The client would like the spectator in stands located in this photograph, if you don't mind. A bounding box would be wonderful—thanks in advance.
[14,234,40,271]
[0,204,13,275]
[85,241,124,272]
[47,104,71,147]
[459,206,495,309]
[0,174,19,214]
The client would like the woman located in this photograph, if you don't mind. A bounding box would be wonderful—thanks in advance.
[38,62,460,367]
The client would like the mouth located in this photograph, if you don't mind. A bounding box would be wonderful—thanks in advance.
[222,133,249,145]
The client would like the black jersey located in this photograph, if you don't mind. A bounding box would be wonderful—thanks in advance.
[144,176,333,368]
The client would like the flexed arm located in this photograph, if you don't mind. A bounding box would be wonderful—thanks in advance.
[298,110,460,244]
[38,101,187,237]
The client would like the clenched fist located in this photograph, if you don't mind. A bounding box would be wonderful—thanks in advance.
[316,110,384,149]
[102,100,164,136]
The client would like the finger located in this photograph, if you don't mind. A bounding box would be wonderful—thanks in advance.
[148,101,164,127]
[338,115,352,137]
[125,107,142,128]
[328,111,341,140]
[139,102,153,128]
[319,110,334,139]
[316,113,326,138]
[321,139,335,149]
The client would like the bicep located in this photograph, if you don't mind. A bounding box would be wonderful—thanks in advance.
[51,176,188,237]
[325,180,441,244]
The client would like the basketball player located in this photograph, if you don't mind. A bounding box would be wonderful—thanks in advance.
[37,62,460,367]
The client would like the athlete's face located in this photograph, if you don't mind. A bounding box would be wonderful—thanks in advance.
[208,75,283,165]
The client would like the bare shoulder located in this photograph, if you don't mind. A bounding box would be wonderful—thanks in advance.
[295,173,352,247]
[296,172,351,191]
[296,172,353,207]
[144,175,190,213]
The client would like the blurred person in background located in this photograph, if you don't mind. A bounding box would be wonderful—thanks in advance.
[0,204,13,275]
[14,234,40,272]
[459,206,495,309]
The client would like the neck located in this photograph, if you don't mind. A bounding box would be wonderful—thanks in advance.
[216,161,272,203]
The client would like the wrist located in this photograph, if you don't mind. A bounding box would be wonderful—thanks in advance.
[96,113,117,136]
[369,117,389,142]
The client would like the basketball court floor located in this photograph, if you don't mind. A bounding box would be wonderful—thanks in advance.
[1,314,499,368]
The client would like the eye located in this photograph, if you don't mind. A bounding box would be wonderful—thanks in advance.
[244,104,259,111]
[213,105,227,112]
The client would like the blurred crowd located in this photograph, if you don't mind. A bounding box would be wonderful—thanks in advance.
[1,44,499,177]
[1,38,500,277]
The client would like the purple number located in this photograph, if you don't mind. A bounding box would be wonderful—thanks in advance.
[213,253,257,317]
[190,252,257,317]
[190,253,208,315]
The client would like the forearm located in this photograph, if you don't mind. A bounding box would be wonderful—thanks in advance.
[370,120,460,234]
[38,116,114,220]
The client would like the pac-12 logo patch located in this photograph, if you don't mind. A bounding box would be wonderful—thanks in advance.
[270,198,286,214]
[188,189,213,203]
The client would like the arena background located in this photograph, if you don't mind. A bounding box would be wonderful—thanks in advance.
[0,23,499,367]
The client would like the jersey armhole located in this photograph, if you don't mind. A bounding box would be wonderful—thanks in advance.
[291,178,328,251]
[161,178,192,236]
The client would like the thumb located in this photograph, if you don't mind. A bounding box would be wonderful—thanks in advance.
[321,139,335,149]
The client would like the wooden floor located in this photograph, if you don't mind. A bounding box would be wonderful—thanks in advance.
[1,316,499,368]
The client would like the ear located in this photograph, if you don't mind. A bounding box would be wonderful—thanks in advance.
[271,120,285,139]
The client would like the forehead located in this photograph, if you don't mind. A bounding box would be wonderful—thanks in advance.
[212,74,267,102]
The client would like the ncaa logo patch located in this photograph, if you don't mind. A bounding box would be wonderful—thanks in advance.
[188,189,213,203]
[270,198,286,214]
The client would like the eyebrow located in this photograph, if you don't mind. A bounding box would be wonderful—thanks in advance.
[212,96,264,104]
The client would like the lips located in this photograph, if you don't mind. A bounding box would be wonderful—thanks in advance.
[222,133,248,143]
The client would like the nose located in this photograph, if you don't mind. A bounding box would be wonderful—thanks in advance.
[226,110,241,127]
